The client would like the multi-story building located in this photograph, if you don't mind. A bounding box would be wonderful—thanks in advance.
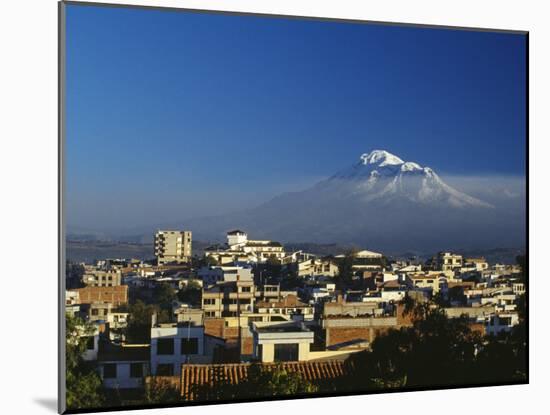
[464,257,489,271]
[197,265,253,286]
[339,250,385,271]
[154,230,192,265]
[76,285,129,307]
[150,319,223,376]
[408,273,448,295]
[205,230,286,264]
[436,252,463,271]
[202,280,256,318]
[255,294,315,321]
[82,267,122,287]
[296,258,339,278]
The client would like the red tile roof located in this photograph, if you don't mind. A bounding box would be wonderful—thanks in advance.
[180,361,351,401]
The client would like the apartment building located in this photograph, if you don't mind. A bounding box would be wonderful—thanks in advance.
[82,267,122,287]
[436,252,463,271]
[154,230,192,265]
[464,257,489,271]
[202,280,256,318]
[205,230,286,264]
[296,258,339,278]
[255,294,315,321]
[198,265,253,286]
[150,320,220,376]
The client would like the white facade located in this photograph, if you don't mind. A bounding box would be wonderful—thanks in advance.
[227,230,248,247]
[150,324,210,376]
[100,360,149,389]
[252,321,314,363]
[154,230,192,264]
[198,265,253,286]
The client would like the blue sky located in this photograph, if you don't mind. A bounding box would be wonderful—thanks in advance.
[65,4,526,231]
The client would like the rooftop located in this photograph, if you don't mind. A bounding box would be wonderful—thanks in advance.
[180,361,351,400]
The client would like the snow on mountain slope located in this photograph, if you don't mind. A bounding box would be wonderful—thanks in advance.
[324,150,494,208]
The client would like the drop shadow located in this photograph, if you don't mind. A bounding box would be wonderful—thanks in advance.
[34,398,57,413]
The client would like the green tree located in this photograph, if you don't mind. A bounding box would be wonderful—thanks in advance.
[347,298,526,391]
[153,283,176,310]
[65,314,104,410]
[191,364,318,401]
[143,377,181,404]
[125,300,166,343]
[177,279,202,306]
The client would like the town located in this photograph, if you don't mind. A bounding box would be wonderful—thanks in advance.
[65,229,527,408]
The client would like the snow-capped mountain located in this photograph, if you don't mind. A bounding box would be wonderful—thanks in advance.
[174,149,524,251]
[323,150,493,209]
[101,150,523,252]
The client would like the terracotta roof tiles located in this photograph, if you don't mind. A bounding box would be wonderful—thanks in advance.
[180,361,351,400]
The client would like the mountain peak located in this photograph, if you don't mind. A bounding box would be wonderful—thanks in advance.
[360,150,404,167]
[328,149,493,209]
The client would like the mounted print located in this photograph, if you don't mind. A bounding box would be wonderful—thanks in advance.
[58,1,528,413]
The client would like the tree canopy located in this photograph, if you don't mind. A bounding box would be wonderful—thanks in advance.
[65,314,104,410]
[346,299,526,391]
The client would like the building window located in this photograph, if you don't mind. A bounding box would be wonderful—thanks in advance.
[181,338,199,355]
[156,364,173,376]
[204,298,215,305]
[103,364,117,379]
[274,344,299,362]
[241,286,251,292]
[130,363,143,378]
[205,311,216,318]
[86,336,95,350]
[91,309,99,316]
[156,338,174,355]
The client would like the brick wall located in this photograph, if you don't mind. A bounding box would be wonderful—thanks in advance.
[326,327,392,347]
[76,285,128,306]
[204,319,254,358]
[204,319,225,338]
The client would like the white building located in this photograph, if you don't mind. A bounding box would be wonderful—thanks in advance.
[154,230,192,264]
[252,321,314,363]
[198,265,253,286]
[205,230,286,264]
[436,252,463,271]
[227,229,248,247]
[98,345,150,390]
[150,322,211,376]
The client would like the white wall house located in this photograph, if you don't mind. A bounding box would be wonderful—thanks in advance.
[100,361,150,389]
[251,321,314,363]
[150,324,211,376]
[98,345,150,390]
